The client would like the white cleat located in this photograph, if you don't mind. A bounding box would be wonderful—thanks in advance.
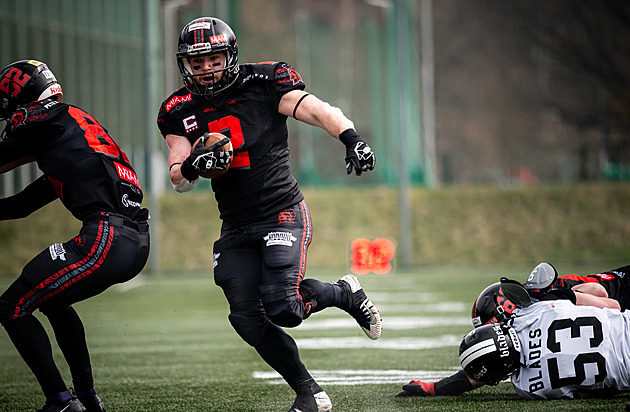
[338,274,382,340]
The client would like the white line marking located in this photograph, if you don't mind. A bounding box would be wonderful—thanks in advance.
[295,316,471,331]
[253,369,461,385]
[294,335,462,350]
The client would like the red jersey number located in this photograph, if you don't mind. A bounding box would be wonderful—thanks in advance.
[207,115,251,169]
[68,107,129,162]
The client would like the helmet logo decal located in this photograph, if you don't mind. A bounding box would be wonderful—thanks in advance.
[188,22,212,31]
[210,34,227,44]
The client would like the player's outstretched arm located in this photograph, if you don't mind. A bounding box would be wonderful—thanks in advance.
[278,90,375,175]
[0,175,57,220]
[396,370,482,397]
[574,291,621,310]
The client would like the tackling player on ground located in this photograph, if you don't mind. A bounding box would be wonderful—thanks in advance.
[397,262,629,398]
[157,17,380,412]
[0,60,150,412]
[456,280,630,400]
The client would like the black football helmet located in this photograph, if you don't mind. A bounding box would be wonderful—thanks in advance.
[459,323,521,385]
[0,60,63,120]
[176,17,239,97]
[471,282,516,327]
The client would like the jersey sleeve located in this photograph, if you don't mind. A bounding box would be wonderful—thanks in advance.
[272,62,306,106]
[0,101,65,167]
[156,90,193,138]
[0,175,58,220]
[157,100,183,138]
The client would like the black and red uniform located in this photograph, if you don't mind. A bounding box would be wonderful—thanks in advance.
[158,62,344,392]
[552,266,630,310]
[0,98,149,398]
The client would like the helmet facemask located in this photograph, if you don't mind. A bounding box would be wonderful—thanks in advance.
[176,17,239,98]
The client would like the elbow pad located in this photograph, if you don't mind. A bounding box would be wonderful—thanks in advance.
[172,177,198,193]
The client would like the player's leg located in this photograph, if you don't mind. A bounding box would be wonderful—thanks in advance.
[0,221,147,411]
[214,224,330,412]
[259,200,381,339]
[0,249,81,410]
[44,221,148,411]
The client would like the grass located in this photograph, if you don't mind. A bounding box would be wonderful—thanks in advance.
[1,264,629,411]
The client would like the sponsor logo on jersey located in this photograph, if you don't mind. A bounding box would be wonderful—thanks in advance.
[264,231,297,247]
[114,161,141,191]
[43,99,59,109]
[183,114,198,133]
[165,93,192,112]
[213,253,220,268]
[122,193,142,208]
[49,243,67,261]
[278,209,296,224]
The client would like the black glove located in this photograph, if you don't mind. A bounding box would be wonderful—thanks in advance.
[339,129,375,176]
[180,133,232,181]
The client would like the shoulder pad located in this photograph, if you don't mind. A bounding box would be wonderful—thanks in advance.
[9,99,64,133]
[240,62,277,83]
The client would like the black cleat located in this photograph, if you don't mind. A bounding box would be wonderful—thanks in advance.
[38,396,86,412]
[73,390,106,412]
[288,389,332,412]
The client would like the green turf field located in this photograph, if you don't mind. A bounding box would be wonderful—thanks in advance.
[1,264,629,411]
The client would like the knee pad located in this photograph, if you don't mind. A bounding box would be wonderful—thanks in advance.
[228,312,268,347]
[260,284,305,328]
[267,308,303,328]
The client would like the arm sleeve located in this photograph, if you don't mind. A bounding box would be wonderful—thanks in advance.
[0,175,58,220]
[433,370,476,396]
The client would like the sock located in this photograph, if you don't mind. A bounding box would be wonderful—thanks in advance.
[75,388,97,404]
[46,390,72,405]
[254,323,312,391]
[44,306,94,391]
[2,315,67,397]
[300,278,347,315]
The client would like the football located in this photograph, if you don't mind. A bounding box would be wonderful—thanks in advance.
[192,132,233,179]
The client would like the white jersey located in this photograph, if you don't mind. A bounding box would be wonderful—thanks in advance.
[510,300,630,399]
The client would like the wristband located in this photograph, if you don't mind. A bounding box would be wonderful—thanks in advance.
[339,128,361,146]
[180,158,199,182]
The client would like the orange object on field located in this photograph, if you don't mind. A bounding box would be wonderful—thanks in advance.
[350,238,395,275]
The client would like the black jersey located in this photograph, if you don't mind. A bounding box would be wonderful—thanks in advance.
[554,266,630,310]
[157,61,306,223]
[0,99,146,221]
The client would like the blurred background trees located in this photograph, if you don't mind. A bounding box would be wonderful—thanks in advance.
[1,0,629,192]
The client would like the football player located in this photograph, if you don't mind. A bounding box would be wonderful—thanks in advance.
[398,262,627,398]
[157,17,379,412]
[458,291,630,399]
[0,60,150,412]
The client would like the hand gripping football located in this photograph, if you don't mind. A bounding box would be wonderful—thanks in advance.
[192,132,233,178]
